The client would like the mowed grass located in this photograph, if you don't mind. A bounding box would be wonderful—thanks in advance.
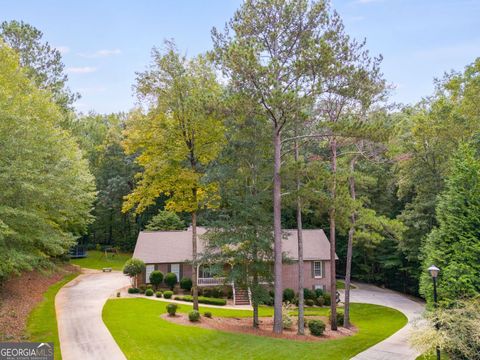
[70,250,131,270]
[103,298,407,360]
[27,272,79,360]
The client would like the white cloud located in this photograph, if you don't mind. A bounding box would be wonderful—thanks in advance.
[56,46,70,54]
[66,66,97,74]
[78,49,122,58]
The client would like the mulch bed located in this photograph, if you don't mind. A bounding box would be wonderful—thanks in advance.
[161,313,357,341]
[0,264,78,341]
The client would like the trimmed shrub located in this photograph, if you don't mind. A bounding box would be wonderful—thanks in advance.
[122,258,145,287]
[314,288,324,298]
[164,272,178,290]
[308,319,326,336]
[305,299,315,307]
[149,270,164,290]
[329,309,344,326]
[303,288,316,301]
[188,310,201,322]
[145,289,154,296]
[155,291,163,298]
[175,295,226,306]
[283,288,295,303]
[322,292,331,306]
[128,287,140,294]
[166,303,178,316]
[163,290,173,299]
[139,284,146,294]
[315,296,325,307]
[204,311,212,318]
[146,284,153,290]
[180,277,192,292]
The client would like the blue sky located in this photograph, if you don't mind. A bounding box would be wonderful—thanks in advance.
[2,0,479,114]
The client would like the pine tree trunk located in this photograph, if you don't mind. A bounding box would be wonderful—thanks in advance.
[329,137,338,331]
[253,270,259,328]
[191,209,199,311]
[295,138,305,335]
[344,157,357,328]
[273,127,283,334]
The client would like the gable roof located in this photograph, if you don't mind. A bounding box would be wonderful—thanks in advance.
[133,227,337,264]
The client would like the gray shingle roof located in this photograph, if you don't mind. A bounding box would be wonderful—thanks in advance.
[133,227,336,264]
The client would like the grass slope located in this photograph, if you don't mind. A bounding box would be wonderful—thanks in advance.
[70,250,131,270]
[27,272,78,360]
[103,298,407,360]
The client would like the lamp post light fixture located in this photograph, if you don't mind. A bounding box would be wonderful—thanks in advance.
[428,265,441,360]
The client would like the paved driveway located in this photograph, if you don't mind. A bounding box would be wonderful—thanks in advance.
[340,283,425,360]
[56,269,130,360]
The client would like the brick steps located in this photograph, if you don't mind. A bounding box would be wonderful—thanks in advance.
[234,287,250,305]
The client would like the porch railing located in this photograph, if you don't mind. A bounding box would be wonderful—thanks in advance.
[198,277,229,286]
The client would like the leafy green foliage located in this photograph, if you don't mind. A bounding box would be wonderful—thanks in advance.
[149,270,164,290]
[188,310,201,322]
[0,20,78,111]
[420,144,480,305]
[175,295,227,306]
[0,43,95,280]
[180,277,192,291]
[283,288,295,303]
[166,303,177,316]
[145,211,186,231]
[164,272,178,290]
[308,319,326,336]
[122,258,145,286]
[163,291,173,299]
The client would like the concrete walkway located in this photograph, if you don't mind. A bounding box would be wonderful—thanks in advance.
[340,283,425,360]
[56,269,130,360]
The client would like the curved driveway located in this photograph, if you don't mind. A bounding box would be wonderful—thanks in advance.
[341,283,425,360]
[55,269,129,360]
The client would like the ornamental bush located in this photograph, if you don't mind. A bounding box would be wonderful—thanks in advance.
[145,289,154,296]
[163,290,173,299]
[180,277,192,291]
[122,258,145,287]
[315,296,325,307]
[322,292,331,306]
[166,303,178,316]
[149,270,164,290]
[314,288,324,298]
[303,288,316,301]
[308,319,326,336]
[155,291,163,298]
[330,309,344,326]
[283,288,295,303]
[188,310,200,322]
[305,299,315,307]
[128,287,140,294]
[204,311,212,318]
[164,272,178,290]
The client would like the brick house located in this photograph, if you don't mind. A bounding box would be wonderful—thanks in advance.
[133,227,337,305]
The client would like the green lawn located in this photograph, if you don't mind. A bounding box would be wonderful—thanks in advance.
[70,250,131,270]
[27,272,79,360]
[103,298,407,360]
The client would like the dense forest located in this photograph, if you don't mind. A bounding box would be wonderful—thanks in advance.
[1,0,478,320]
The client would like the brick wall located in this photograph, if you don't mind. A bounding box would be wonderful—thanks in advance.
[281,260,331,292]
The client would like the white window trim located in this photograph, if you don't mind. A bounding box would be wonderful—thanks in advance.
[146,264,155,283]
[313,261,323,278]
[170,263,180,281]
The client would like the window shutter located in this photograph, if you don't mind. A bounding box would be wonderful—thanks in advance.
[322,261,325,278]
[179,263,183,280]
[311,261,314,278]
[167,264,171,273]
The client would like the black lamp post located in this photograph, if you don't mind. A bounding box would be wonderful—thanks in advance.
[428,265,440,360]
